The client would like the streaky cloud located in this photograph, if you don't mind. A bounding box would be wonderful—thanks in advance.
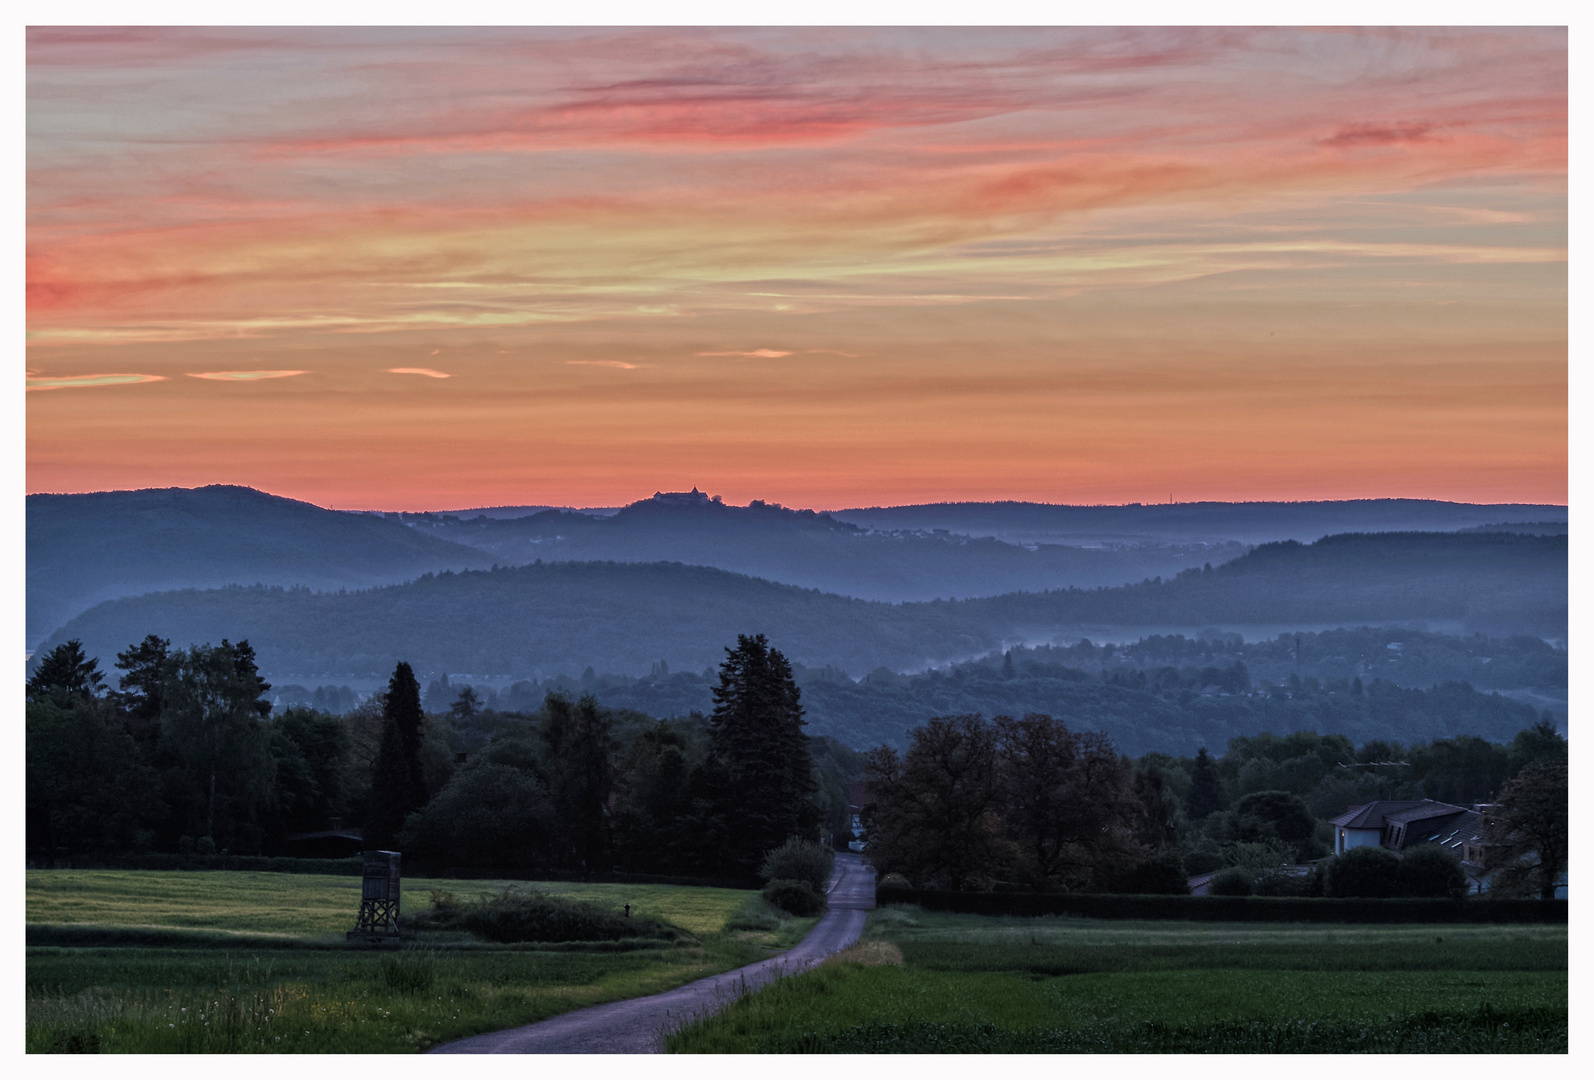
[186,370,308,381]
[697,349,793,358]
[26,373,166,391]
[386,367,451,378]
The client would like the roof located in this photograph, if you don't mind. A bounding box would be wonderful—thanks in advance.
[1410,809,1485,855]
[1329,799,1467,829]
[1384,802,1471,826]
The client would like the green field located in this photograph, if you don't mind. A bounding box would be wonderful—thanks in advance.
[26,869,812,1053]
[667,906,1569,1053]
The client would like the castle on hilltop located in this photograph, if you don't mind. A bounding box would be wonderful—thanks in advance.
[650,487,720,506]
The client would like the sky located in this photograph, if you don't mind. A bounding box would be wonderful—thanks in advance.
[25,25,1567,511]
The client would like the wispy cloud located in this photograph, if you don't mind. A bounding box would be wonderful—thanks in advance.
[187,370,308,380]
[386,367,451,378]
[566,360,639,369]
[697,349,793,358]
[1318,122,1439,149]
[26,373,165,391]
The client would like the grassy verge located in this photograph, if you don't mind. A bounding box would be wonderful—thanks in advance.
[666,906,1568,1053]
[25,870,817,1053]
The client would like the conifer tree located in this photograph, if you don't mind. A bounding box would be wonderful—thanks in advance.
[364,661,429,849]
[704,634,819,875]
[1185,746,1223,820]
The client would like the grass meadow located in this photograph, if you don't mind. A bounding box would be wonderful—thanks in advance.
[26,869,813,1053]
[666,906,1569,1053]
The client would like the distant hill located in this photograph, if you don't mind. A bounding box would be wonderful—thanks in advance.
[26,485,496,647]
[831,498,1567,547]
[401,494,1245,603]
[38,530,1565,687]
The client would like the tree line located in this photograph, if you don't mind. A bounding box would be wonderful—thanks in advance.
[26,633,845,883]
[860,710,1567,898]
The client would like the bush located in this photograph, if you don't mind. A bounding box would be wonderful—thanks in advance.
[878,872,912,891]
[408,887,672,943]
[1323,846,1401,898]
[1253,869,1316,897]
[760,837,835,895]
[1182,845,1225,876]
[762,878,823,916]
[1208,868,1254,896]
[1113,853,1191,895]
[1396,846,1468,899]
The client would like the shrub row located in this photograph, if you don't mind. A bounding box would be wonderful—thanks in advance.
[875,887,1567,923]
[408,887,677,943]
[33,854,364,875]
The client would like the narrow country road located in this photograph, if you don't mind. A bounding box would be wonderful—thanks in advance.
[429,853,876,1054]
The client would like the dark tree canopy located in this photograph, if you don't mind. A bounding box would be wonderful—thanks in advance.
[1485,760,1568,900]
[27,640,105,703]
[542,692,618,870]
[1185,747,1223,820]
[703,634,820,875]
[364,661,430,849]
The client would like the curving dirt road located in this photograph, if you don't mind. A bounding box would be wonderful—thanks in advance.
[429,853,876,1054]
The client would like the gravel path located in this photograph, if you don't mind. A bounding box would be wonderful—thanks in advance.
[429,853,876,1054]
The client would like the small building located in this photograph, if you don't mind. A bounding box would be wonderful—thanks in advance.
[1328,799,1472,857]
[845,779,871,852]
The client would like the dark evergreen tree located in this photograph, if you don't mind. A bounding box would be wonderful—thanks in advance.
[1185,746,1223,820]
[364,661,430,849]
[703,634,819,876]
[112,634,169,750]
[222,639,272,718]
[26,640,105,703]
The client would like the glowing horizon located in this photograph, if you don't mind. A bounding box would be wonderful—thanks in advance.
[27,27,1567,510]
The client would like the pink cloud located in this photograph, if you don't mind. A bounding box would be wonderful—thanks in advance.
[26,373,166,391]
[697,349,793,358]
[387,367,451,378]
[186,370,307,380]
[567,360,639,369]
[1318,122,1440,149]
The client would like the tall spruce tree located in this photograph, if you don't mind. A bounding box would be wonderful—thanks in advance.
[1185,746,1223,820]
[364,661,429,849]
[703,634,819,876]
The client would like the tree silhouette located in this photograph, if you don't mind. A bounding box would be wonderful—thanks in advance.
[364,661,430,849]
[703,634,819,875]
[1485,760,1568,899]
[1185,747,1223,820]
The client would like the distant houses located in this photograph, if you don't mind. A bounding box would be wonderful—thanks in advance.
[1326,798,1567,897]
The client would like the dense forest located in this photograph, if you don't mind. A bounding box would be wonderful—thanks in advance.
[36,530,1567,688]
[29,628,1564,892]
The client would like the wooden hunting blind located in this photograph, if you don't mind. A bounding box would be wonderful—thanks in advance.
[347,850,402,942]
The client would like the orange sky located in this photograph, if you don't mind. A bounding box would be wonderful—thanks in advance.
[26,27,1567,510]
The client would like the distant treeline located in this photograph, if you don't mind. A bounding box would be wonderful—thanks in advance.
[26,635,861,878]
[558,627,1560,755]
[36,531,1568,684]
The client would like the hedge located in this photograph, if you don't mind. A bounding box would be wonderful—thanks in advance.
[874,886,1566,923]
[32,854,365,875]
[31,854,760,890]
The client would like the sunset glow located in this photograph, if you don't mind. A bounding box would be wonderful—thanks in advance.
[26,27,1567,509]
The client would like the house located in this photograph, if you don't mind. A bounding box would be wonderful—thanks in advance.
[1328,799,1475,856]
[845,779,871,852]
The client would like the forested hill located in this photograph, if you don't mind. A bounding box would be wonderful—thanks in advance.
[833,498,1566,545]
[402,495,1244,603]
[39,530,1565,685]
[26,485,496,646]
